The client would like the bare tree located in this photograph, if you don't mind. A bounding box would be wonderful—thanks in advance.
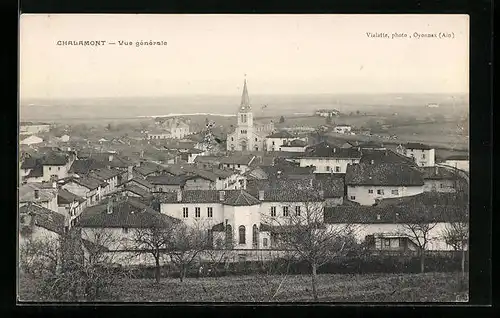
[166,222,208,282]
[398,206,438,274]
[262,199,357,301]
[441,207,469,278]
[132,224,175,284]
[19,236,61,278]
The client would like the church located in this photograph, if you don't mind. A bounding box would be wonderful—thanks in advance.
[226,79,274,152]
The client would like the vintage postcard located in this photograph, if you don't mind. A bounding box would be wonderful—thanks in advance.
[18,14,469,302]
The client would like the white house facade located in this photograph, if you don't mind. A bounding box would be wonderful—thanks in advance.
[396,143,436,167]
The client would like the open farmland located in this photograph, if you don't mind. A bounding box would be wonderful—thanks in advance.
[19,272,468,302]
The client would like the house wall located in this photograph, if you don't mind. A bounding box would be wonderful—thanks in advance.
[405,148,435,167]
[220,163,250,174]
[152,184,182,193]
[24,175,45,183]
[43,165,69,182]
[184,178,214,190]
[347,185,423,206]
[265,137,295,152]
[325,197,343,207]
[160,202,225,228]
[170,127,190,139]
[299,158,360,174]
[443,160,469,172]
[62,182,100,206]
[260,201,325,226]
[280,146,307,153]
[19,225,60,247]
[327,222,456,251]
[123,180,152,193]
[423,180,457,193]
[232,205,261,249]
[334,126,352,134]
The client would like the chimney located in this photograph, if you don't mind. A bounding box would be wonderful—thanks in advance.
[333,148,336,153]
[376,214,381,220]
[319,190,324,199]
[140,150,144,158]
[108,154,113,162]
[34,189,39,199]
[435,166,439,174]
[219,190,225,201]
[258,190,264,201]
[52,181,57,189]
[370,160,375,165]
[176,189,182,202]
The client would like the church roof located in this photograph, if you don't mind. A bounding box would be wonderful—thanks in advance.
[239,79,251,112]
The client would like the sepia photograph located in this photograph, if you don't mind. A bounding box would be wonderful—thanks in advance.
[18,14,469,303]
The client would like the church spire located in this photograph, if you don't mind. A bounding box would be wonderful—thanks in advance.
[240,77,251,111]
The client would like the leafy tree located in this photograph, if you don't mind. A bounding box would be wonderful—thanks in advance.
[279,116,285,123]
[441,205,469,279]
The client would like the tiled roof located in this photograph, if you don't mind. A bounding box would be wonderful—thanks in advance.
[219,155,255,165]
[345,163,424,186]
[194,156,223,165]
[69,159,106,174]
[283,139,308,147]
[267,131,295,139]
[224,190,261,206]
[314,175,345,198]
[77,196,179,228]
[405,143,433,150]
[121,177,154,190]
[19,184,57,203]
[248,188,324,203]
[89,168,122,180]
[42,153,68,166]
[64,176,103,190]
[19,203,66,235]
[146,175,189,185]
[301,144,362,159]
[20,157,40,169]
[116,185,153,198]
[58,188,86,204]
[444,155,469,161]
[157,190,221,204]
[420,166,458,180]
[360,149,417,166]
[324,201,467,224]
[26,165,43,178]
[374,192,468,209]
[358,141,385,149]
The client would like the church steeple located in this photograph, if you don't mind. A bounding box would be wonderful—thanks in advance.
[240,78,251,112]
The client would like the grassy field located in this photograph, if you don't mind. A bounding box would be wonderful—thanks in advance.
[19,272,468,302]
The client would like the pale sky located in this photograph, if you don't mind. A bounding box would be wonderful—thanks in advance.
[19,14,469,99]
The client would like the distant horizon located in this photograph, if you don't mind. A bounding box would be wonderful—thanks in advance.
[21,92,469,102]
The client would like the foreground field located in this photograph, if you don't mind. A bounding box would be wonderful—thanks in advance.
[19,272,468,302]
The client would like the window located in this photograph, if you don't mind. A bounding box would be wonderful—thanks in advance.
[182,207,189,218]
[239,225,246,244]
[255,138,258,142]
[335,166,341,172]
[195,207,201,218]
[377,189,384,195]
[295,206,301,216]
[263,238,268,247]
[207,207,213,217]
[283,206,289,217]
[326,166,330,171]
[231,137,234,141]
[122,228,129,234]
[350,196,356,200]
[252,224,259,248]
[48,167,52,171]
[57,167,61,171]
[237,164,241,168]
[384,239,391,247]
[272,141,275,145]
[422,153,426,159]
[368,189,373,194]
[225,224,233,247]
[158,187,163,192]
[391,189,399,195]
[270,206,276,217]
